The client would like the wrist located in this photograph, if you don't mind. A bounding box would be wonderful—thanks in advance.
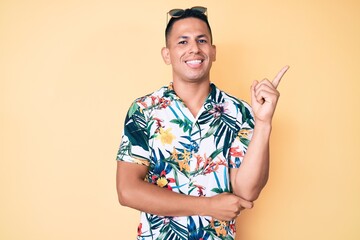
[197,196,211,216]
[254,121,272,137]
[255,119,272,129]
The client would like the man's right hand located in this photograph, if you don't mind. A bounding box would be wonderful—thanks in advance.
[117,161,253,220]
[207,192,253,221]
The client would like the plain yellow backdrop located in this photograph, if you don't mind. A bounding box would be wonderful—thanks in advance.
[1,0,359,239]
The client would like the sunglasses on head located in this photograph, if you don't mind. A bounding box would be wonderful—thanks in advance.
[166,6,207,24]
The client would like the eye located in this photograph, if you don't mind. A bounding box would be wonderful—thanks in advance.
[198,39,207,43]
[178,40,187,45]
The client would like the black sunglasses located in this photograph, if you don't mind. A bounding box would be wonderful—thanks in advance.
[166,6,207,24]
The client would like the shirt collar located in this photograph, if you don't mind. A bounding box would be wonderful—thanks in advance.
[164,82,217,103]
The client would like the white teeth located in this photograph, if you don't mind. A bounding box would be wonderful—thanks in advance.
[186,60,202,64]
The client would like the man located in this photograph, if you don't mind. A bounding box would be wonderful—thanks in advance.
[116,6,288,239]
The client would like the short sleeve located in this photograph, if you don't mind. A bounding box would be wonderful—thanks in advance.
[116,101,150,166]
[228,102,255,168]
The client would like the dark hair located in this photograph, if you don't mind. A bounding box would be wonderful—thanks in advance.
[165,8,213,46]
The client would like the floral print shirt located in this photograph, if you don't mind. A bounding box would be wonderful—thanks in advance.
[116,83,254,240]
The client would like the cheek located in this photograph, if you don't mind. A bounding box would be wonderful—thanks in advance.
[171,51,185,63]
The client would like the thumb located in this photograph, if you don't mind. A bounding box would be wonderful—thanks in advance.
[240,198,254,209]
[250,80,258,106]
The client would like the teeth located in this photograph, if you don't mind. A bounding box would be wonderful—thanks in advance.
[186,60,202,64]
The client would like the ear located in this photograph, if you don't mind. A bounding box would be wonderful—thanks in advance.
[211,45,216,62]
[161,47,171,65]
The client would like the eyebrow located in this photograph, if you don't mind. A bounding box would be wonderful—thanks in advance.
[178,34,209,40]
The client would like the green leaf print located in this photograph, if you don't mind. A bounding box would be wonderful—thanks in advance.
[128,102,139,118]
[209,148,223,160]
[211,188,224,194]
[146,214,163,231]
[157,219,188,240]
[170,118,192,133]
[240,137,250,147]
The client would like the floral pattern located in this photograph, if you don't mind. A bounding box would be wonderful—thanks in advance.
[117,83,254,239]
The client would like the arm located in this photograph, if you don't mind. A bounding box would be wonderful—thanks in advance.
[231,66,289,201]
[116,161,253,221]
[230,122,271,201]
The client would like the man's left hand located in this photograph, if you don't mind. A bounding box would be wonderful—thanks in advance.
[250,65,289,123]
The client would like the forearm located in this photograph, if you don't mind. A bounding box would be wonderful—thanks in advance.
[232,65,288,201]
[118,176,208,217]
[232,122,271,201]
[116,161,253,220]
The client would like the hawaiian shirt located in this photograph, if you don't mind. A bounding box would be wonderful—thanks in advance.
[116,83,254,240]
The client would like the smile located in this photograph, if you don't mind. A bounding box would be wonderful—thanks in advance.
[185,59,203,64]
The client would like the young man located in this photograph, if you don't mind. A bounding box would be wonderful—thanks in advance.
[116,7,288,239]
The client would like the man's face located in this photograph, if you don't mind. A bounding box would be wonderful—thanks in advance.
[162,18,216,84]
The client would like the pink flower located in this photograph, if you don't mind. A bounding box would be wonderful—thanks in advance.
[209,102,229,118]
[229,146,244,157]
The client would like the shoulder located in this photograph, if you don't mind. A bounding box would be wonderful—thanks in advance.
[134,85,167,107]
[126,85,170,116]
[212,84,252,115]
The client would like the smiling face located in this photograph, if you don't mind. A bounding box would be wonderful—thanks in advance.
[161,17,216,84]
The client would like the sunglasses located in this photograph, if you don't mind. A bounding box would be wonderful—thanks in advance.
[166,6,207,24]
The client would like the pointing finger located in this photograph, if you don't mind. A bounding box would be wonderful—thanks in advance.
[272,65,290,89]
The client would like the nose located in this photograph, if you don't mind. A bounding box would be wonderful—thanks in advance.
[188,41,200,54]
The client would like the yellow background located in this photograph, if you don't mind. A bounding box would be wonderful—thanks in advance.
[1,0,359,239]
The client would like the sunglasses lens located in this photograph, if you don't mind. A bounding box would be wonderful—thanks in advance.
[167,6,207,24]
[191,7,207,14]
[169,9,184,17]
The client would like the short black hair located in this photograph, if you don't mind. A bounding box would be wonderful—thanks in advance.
[165,8,213,46]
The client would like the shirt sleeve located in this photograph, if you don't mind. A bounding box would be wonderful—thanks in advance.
[116,101,150,166]
[228,101,255,168]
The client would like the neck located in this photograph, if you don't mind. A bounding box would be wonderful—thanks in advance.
[172,79,211,117]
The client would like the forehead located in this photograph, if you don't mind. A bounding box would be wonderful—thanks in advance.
[169,18,211,38]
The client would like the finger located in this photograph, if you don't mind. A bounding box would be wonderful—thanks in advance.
[255,78,272,91]
[250,80,259,106]
[272,65,290,89]
[255,82,278,96]
[254,81,279,102]
[239,199,254,209]
[255,90,279,104]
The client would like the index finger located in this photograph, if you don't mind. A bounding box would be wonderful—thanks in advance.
[272,65,290,88]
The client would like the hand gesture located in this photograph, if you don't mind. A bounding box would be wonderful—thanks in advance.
[251,65,289,124]
[207,193,253,221]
